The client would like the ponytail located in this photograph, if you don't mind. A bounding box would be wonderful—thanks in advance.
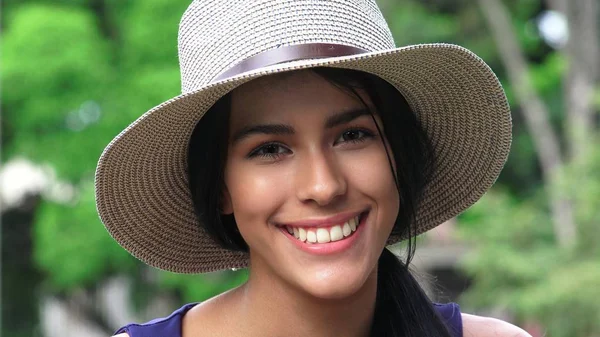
[370,248,452,336]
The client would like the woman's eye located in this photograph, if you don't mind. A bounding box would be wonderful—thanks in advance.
[336,129,373,144]
[248,143,290,159]
[342,130,363,141]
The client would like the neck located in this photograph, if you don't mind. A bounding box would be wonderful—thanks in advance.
[235,265,378,337]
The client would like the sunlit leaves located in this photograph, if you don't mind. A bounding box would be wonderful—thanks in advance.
[2,4,111,179]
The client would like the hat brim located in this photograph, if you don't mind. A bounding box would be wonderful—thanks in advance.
[95,43,511,273]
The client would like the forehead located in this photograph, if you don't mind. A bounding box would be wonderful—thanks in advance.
[229,70,367,125]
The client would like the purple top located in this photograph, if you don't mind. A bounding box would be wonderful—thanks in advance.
[116,302,463,337]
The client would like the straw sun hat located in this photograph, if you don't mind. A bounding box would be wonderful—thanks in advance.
[95,0,511,273]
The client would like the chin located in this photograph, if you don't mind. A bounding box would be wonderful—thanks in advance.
[294,265,375,300]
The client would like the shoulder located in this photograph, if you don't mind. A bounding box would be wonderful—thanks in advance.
[461,313,532,337]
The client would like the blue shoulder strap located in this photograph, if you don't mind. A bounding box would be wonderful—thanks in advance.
[434,302,463,337]
[115,303,198,337]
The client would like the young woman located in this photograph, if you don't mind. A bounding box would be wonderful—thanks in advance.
[96,1,531,336]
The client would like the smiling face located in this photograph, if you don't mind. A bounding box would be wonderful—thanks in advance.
[222,70,400,299]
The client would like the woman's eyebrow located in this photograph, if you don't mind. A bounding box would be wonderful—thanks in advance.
[231,107,371,145]
[324,107,370,128]
[231,124,294,144]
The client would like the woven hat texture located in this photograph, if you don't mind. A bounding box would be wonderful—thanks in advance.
[95,0,512,273]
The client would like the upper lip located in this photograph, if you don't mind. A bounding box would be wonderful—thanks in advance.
[277,209,368,228]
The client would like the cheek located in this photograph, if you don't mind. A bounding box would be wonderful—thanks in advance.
[224,161,288,225]
[346,145,398,200]
[344,144,400,228]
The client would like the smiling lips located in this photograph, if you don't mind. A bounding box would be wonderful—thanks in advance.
[283,215,360,244]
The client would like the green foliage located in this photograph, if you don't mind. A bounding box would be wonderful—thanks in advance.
[2,0,216,297]
[594,87,600,109]
[458,191,557,306]
[2,4,112,179]
[459,139,600,337]
[554,139,600,258]
[506,1,544,56]
[158,269,249,303]
[1,2,186,182]
[116,0,188,68]
[1,0,253,316]
[529,52,565,96]
[387,2,460,46]
[519,261,600,337]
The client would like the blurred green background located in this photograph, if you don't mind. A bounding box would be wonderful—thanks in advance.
[1,0,599,336]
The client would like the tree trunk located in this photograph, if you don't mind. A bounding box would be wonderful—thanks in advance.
[1,195,42,337]
[41,296,106,337]
[477,0,577,247]
[549,0,599,160]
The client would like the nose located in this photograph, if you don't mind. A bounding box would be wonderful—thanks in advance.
[295,151,347,206]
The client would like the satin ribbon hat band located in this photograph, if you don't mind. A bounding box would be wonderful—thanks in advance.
[95,0,512,273]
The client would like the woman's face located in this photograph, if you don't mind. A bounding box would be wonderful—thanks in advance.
[223,70,400,299]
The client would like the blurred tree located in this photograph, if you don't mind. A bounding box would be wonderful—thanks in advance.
[459,141,600,336]
[1,1,244,335]
[459,0,600,336]
[1,196,43,337]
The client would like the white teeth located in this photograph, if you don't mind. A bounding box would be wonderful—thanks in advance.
[316,228,331,243]
[349,217,357,231]
[330,225,343,241]
[298,227,307,242]
[286,214,362,244]
[342,222,352,237]
[306,230,317,243]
